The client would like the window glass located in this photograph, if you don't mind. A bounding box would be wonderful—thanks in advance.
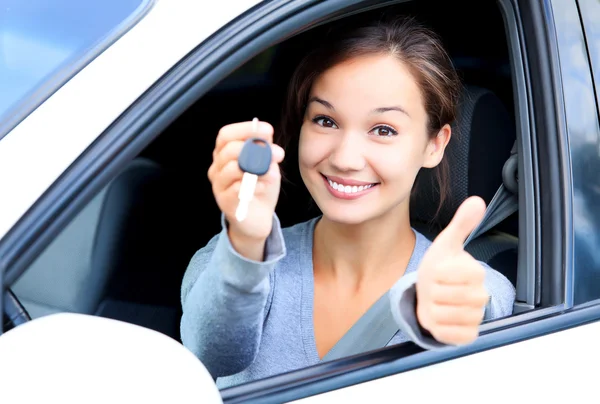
[569,0,600,302]
[577,0,600,119]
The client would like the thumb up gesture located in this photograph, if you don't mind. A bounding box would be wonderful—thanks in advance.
[416,196,490,345]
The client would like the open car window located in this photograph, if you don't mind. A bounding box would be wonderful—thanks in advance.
[0,0,576,401]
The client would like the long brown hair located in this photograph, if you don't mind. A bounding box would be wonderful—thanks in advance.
[279,16,461,219]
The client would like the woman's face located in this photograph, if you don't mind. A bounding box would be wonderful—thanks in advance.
[298,54,450,225]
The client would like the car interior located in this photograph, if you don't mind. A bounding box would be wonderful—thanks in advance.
[9,0,519,345]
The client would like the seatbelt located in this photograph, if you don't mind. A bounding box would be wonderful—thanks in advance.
[321,291,397,362]
[464,141,519,245]
[321,141,519,361]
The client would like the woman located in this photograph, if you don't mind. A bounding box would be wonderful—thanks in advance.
[180,16,515,388]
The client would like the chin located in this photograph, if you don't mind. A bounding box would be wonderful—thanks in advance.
[316,202,380,225]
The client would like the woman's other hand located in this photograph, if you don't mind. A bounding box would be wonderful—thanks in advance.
[415,196,490,345]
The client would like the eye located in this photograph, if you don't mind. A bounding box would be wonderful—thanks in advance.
[313,115,338,129]
[370,125,398,137]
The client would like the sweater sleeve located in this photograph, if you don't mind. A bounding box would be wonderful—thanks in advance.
[389,261,515,350]
[180,213,286,378]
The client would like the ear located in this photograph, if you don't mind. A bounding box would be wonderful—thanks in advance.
[423,123,451,168]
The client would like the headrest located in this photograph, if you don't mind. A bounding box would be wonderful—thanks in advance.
[410,85,516,229]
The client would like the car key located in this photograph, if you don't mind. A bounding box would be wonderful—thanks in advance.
[235,118,272,222]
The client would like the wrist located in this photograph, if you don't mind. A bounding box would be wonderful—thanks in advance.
[414,293,434,339]
[228,227,267,262]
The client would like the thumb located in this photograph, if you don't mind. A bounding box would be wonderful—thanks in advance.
[433,196,486,251]
[271,144,285,163]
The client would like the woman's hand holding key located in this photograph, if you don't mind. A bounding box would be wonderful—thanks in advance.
[207,120,285,261]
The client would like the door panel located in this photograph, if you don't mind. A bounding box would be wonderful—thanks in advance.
[291,320,600,402]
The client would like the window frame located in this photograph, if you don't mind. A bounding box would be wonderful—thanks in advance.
[500,0,539,313]
[516,0,570,309]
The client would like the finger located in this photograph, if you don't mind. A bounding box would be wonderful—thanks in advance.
[213,160,244,193]
[215,141,284,173]
[207,162,215,182]
[265,161,282,182]
[429,284,489,307]
[430,325,480,346]
[214,180,241,214]
[215,160,280,196]
[217,179,273,213]
[433,196,486,251]
[215,121,274,154]
[428,304,485,326]
[272,144,285,163]
[433,254,486,285]
[214,140,244,172]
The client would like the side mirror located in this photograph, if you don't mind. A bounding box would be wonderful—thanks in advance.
[0,313,222,403]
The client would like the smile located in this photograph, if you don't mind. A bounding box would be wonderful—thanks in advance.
[321,174,379,199]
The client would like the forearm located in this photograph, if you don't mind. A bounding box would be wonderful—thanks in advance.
[180,214,286,377]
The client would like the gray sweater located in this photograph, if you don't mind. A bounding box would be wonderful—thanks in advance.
[180,214,515,389]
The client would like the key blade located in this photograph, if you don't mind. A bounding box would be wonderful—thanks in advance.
[235,200,249,222]
[236,172,257,222]
[235,118,262,223]
[238,172,258,201]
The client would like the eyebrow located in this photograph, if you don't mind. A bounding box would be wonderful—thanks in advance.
[372,106,410,118]
[308,96,410,118]
[308,96,334,110]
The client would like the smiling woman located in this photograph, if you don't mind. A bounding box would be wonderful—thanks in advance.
[179,15,515,389]
[282,19,460,220]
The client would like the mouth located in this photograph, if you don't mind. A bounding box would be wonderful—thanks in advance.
[321,174,379,199]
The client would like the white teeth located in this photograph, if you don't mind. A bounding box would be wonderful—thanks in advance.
[327,178,374,193]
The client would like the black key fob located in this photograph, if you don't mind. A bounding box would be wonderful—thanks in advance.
[238,137,272,176]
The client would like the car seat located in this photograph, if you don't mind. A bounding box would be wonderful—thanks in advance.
[410,84,518,285]
[11,158,187,339]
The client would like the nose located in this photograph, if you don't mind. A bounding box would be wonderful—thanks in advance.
[328,130,367,172]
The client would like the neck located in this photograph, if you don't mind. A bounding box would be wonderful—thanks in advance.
[313,203,416,290]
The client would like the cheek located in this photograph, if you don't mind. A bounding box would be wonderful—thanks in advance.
[298,127,329,169]
[368,142,426,182]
